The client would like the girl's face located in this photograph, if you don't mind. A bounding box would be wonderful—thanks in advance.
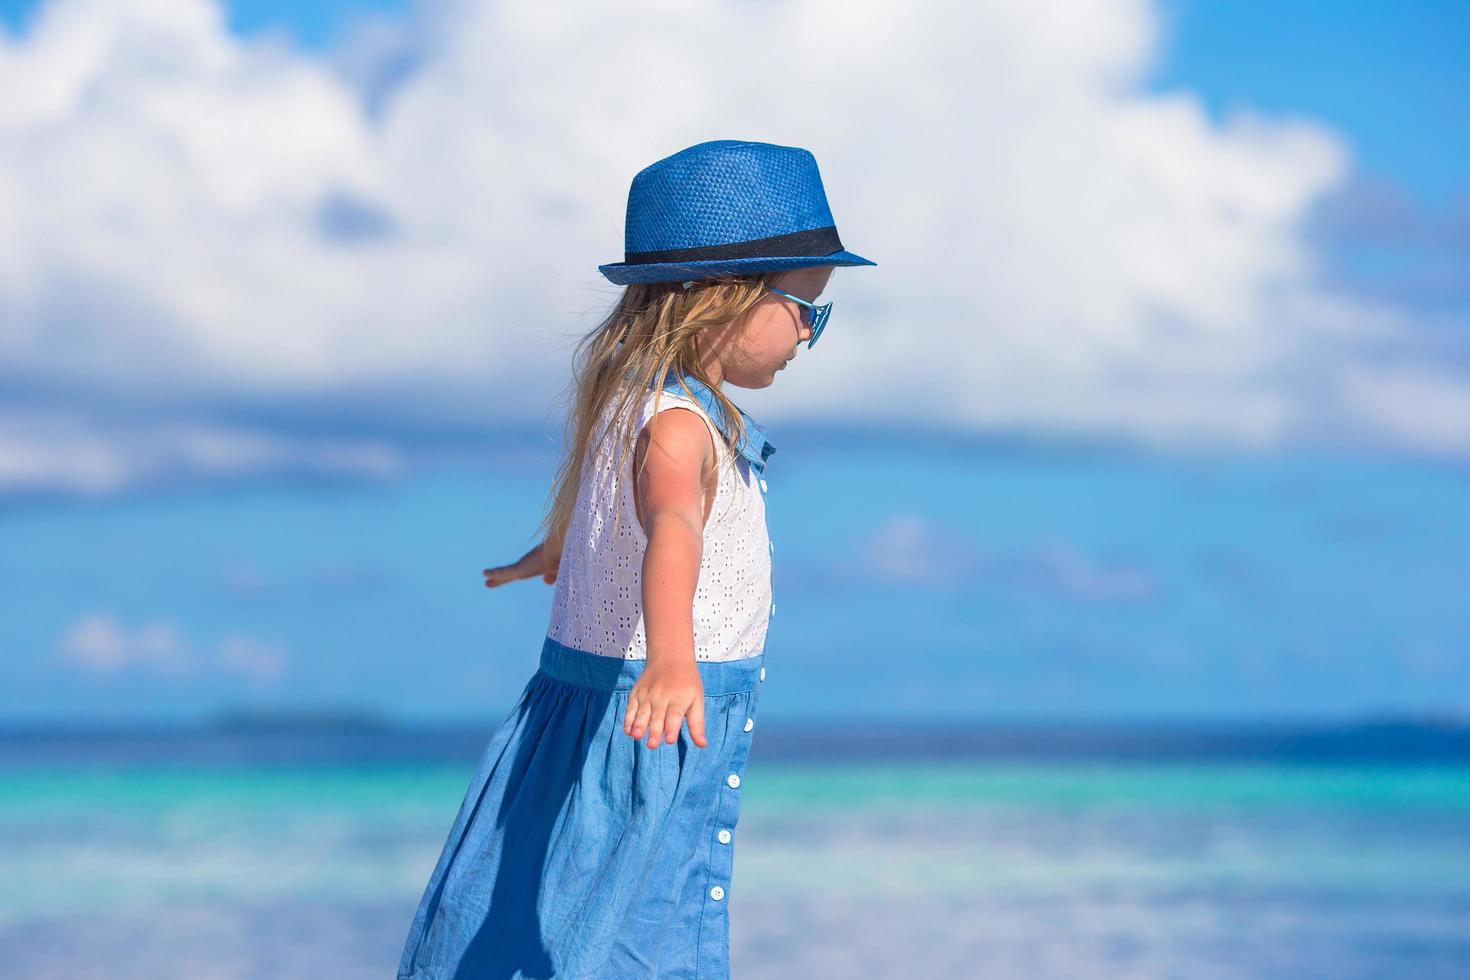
[716,265,835,389]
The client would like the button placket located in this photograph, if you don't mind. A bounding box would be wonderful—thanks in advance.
[702,661,763,929]
[699,456,773,941]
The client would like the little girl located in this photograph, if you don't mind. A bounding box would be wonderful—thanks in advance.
[396,139,875,979]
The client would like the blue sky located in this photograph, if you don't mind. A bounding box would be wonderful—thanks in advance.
[0,0,1466,724]
[8,441,1469,724]
[1,0,407,45]
[1151,0,1467,205]
[1150,0,1469,323]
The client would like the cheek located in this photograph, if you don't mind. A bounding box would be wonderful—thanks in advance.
[773,318,799,353]
[734,316,776,361]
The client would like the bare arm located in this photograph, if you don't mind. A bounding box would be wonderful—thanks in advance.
[482,536,560,587]
[623,407,717,750]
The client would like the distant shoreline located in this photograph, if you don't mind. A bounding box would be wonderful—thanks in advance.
[0,705,1462,734]
[1,711,1467,766]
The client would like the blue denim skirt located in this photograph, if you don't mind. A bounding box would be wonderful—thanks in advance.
[396,636,766,979]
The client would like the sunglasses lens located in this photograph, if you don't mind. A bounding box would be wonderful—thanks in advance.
[808,302,831,348]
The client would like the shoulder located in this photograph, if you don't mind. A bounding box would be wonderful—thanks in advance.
[636,398,717,472]
[639,384,706,419]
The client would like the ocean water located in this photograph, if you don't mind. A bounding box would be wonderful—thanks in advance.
[1,728,1467,979]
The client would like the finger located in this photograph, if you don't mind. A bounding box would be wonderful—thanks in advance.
[482,565,521,587]
[631,698,653,740]
[644,701,667,748]
[484,548,539,586]
[623,690,646,734]
[686,697,707,749]
[662,701,685,745]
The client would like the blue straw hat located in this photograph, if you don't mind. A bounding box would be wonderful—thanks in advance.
[598,139,876,286]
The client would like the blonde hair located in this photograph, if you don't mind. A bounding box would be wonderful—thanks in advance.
[532,271,782,557]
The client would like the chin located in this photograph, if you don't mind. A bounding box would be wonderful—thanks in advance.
[726,371,774,389]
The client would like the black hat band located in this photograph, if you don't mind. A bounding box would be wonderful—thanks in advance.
[623,225,844,265]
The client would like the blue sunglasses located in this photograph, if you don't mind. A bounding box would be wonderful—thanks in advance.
[680,280,833,348]
[764,285,832,349]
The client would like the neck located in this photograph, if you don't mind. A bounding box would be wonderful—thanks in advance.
[692,340,724,387]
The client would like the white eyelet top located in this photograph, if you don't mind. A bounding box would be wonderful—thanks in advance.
[546,383,772,661]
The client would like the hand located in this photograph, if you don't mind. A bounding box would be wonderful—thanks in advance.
[624,657,707,750]
[483,538,560,588]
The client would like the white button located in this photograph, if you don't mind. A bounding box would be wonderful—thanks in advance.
[759,479,767,492]
[758,666,766,681]
[743,718,754,732]
[769,540,774,553]
[717,828,732,844]
[770,601,776,616]
[726,772,741,788]
[710,885,725,901]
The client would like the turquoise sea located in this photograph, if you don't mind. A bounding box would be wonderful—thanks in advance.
[2,725,1467,979]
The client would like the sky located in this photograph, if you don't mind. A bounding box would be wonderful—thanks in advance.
[0,0,1466,724]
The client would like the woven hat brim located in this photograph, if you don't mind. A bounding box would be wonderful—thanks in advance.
[598,249,876,286]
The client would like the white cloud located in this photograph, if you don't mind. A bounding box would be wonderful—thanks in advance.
[1028,537,1160,602]
[1336,364,1470,456]
[214,633,287,686]
[0,408,403,496]
[57,612,192,674]
[860,512,983,585]
[55,610,288,687]
[855,514,1159,603]
[1,0,1466,497]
